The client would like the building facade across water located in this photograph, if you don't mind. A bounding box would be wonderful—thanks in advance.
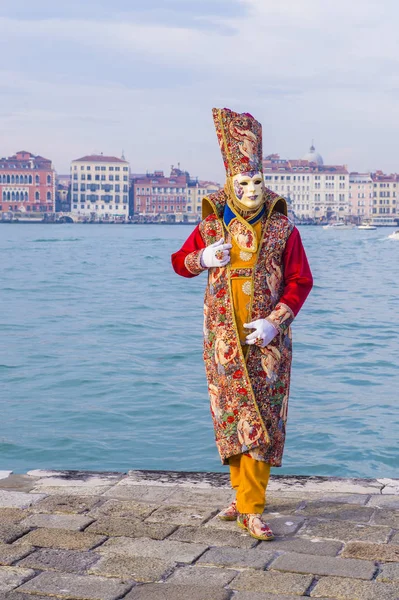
[0,151,55,216]
[263,147,349,222]
[70,155,130,222]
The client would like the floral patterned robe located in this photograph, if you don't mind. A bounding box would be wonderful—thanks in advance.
[171,189,313,466]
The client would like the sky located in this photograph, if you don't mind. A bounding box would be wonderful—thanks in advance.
[1,0,399,182]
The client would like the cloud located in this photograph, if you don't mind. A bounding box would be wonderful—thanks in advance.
[1,0,399,180]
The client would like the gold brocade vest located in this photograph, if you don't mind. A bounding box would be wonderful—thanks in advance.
[200,189,295,466]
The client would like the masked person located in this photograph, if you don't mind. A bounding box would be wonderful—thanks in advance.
[171,108,313,541]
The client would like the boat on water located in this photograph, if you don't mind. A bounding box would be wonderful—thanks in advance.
[358,222,377,230]
[322,222,356,230]
[388,230,399,240]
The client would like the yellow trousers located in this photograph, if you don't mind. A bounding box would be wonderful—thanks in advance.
[229,453,271,514]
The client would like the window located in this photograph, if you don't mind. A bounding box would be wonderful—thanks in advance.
[47,175,51,184]
[35,191,40,201]
[123,167,128,171]
[95,166,100,171]
[95,175,100,181]
[101,166,106,171]
[115,167,120,171]
[115,175,120,181]
[47,192,51,201]
[109,167,114,171]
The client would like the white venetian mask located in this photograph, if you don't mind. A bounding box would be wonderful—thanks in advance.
[231,171,265,211]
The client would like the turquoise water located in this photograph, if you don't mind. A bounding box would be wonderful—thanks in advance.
[0,224,398,477]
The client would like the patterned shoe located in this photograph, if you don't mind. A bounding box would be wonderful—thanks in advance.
[237,513,275,541]
[217,500,238,521]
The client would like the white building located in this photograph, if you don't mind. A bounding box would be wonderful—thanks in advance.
[263,146,350,222]
[70,154,130,221]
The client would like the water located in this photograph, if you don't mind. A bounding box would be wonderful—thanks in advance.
[0,224,398,477]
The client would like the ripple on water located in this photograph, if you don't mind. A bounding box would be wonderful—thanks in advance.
[0,224,398,476]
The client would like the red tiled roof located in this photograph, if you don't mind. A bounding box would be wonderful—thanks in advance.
[73,155,128,163]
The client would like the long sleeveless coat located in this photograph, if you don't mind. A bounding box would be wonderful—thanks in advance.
[188,189,296,466]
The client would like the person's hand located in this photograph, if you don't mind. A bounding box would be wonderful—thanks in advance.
[244,319,278,347]
[201,238,232,268]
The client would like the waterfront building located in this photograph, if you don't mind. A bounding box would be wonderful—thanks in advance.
[263,146,350,222]
[133,167,189,221]
[70,154,130,221]
[133,166,219,222]
[349,173,374,223]
[371,170,398,225]
[187,179,220,218]
[0,151,55,216]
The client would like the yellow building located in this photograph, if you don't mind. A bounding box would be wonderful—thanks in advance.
[70,154,130,222]
[186,180,220,220]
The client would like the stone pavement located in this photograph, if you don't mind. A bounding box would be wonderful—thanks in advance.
[0,469,398,599]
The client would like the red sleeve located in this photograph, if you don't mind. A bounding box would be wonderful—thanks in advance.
[171,224,206,278]
[279,226,313,316]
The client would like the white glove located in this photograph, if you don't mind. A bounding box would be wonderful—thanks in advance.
[244,319,278,347]
[201,238,232,268]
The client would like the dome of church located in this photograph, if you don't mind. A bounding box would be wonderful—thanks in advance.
[302,144,323,166]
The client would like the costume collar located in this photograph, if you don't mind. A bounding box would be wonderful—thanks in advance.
[223,201,265,229]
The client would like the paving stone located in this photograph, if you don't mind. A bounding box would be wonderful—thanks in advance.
[98,537,208,563]
[20,513,94,531]
[230,570,314,595]
[265,516,305,536]
[295,502,374,522]
[164,487,234,507]
[0,567,35,593]
[372,508,399,528]
[124,583,230,600]
[233,595,335,600]
[17,528,107,551]
[390,531,399,545]
[0,476,37,493]
[145,504,216,526]
[17,547,101,574]
[0,524,31,544]
[88,498,156,520]
[270,551,376,580]
[0,509,27,524]
[165,565,237,587]
[366,496,399,508]
[31,472,123,487]
[89,555,174,582]
[16,570,133,599]
[197,546,275,569]
[268,476,382,495]
[300,519,391,542]
[0,593,51,600]
[378,478,399,495]
[377,563,399,582]
[310,575,399,599]
[86,516,176,540]
[103,483,177,503]
[31,494,102,514]
[0,492,46,509]
[29,485,113,497]
[263,536,343,556]
[0,544,34,567]
[265,497,304,514]
[169,525,255,548]
[342,541,399,562]
[312,494,370,506]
